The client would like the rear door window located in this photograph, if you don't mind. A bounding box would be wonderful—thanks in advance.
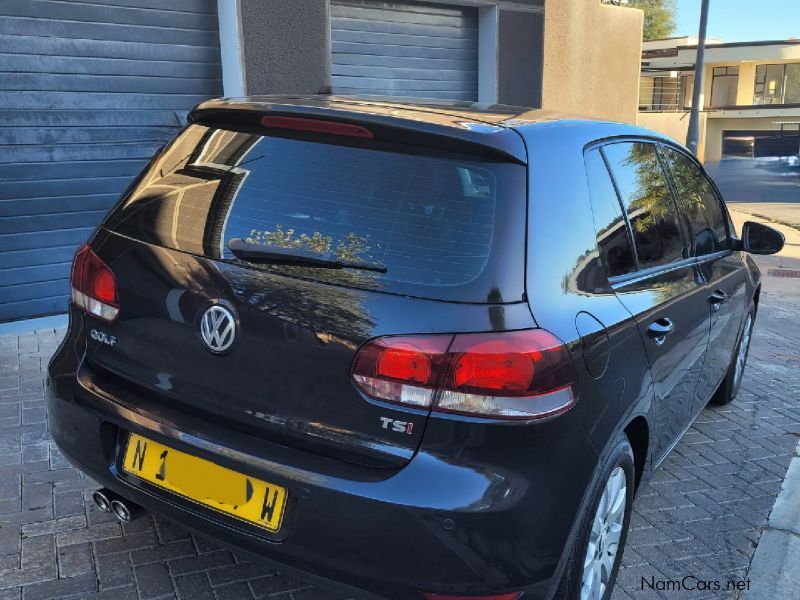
[659,146,732,256]
[602,142,687,270]
[584,149,637,277]
[105,125,527,302]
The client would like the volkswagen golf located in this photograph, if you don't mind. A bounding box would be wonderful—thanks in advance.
[47,96,784,600]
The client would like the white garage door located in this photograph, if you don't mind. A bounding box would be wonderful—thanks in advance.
[331,0,478,101]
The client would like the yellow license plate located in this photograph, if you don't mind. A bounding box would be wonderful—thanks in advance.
[122,433,287,532]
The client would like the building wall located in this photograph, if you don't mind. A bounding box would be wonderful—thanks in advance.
[234,0,640,120]
[541,0,643,123]
[735,62,757,105]
[637,111,707,160]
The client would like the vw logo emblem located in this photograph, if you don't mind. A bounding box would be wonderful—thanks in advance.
[200,305,236,354]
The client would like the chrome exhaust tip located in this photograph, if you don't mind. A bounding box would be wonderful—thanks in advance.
[110,498,141,523]
[92,489,114,513]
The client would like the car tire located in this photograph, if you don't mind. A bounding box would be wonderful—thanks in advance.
[710,305,755,406]
[554,433,635,600]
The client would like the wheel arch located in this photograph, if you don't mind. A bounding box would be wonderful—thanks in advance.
[624,416,649,492]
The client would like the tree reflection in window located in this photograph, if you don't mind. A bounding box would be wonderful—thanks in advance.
[242,226,382,288]
[603,142,685,269]
[660,147,731,255]
[246,226,374,265]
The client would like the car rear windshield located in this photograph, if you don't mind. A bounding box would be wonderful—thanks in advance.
[104,124,526,302]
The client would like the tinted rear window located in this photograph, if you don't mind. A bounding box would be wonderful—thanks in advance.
[105,124,526,302]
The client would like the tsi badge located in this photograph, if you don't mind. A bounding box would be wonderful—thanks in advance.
[379,416,414,435]
[90,329,117,347]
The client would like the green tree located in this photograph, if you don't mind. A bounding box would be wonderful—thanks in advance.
[630,0,677,41]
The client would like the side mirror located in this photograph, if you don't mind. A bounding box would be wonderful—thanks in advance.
[741,221,785,255]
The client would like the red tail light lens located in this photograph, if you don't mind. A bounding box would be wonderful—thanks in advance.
[70,243,119,322]
[351,336,451,408]
[260,116,374,139]
[437,330,574,418]
[351,330,575,419]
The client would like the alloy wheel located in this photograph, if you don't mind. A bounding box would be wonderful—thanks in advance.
[734,313,753,389]
[581,466,627,600]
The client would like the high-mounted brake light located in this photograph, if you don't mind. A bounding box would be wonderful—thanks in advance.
[351,330,576,419]
[260,116,374,139]
[70,243,119,322]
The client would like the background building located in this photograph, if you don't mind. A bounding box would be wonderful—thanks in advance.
[638,36,800,163]
[0,0,642,322]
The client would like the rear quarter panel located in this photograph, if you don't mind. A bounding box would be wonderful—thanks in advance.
[520,123,657,468]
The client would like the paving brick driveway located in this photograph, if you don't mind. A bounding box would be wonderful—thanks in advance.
[1,288,798,600]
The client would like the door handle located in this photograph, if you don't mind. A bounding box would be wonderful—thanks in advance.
[647,318,675,346]
[708,289,728,311]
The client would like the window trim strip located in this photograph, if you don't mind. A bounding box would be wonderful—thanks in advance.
[609,256,699,289]
[598,145,640,272]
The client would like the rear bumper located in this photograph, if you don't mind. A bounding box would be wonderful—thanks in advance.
[47,316,599,600]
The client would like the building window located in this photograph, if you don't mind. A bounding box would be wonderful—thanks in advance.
[754,63,800,105]
[639,75,682,111]
[710,66,738,107]
[681,74,694,110]
[787,64,800,104]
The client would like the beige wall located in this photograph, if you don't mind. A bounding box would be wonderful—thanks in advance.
[637,111,707,160]
[735,62,757,105]
[541,0,643,123]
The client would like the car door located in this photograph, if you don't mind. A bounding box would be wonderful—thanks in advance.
[659,145,748,409]
[600,141,711,463]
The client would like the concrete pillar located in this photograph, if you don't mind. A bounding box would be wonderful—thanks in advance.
[736,63,756,106]
[239,0,331,95]
[496,8,544,107]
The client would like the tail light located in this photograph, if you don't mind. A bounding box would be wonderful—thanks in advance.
[351,329,575,419]
[70,243,119,322]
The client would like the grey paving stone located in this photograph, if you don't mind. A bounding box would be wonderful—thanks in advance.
[56,542,94,578]
[95,552,135,590]
[20,572,96,600]
[173,572,215,600]
[134,562,174,599]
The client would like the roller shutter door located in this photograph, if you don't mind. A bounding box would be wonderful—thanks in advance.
[0,0,222,321]
[331,0,478,101]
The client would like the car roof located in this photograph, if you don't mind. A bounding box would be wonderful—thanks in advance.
[190,95,678,162]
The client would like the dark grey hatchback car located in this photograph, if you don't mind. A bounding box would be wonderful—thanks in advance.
[47,97,784,600]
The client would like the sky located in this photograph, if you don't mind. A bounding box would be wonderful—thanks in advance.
[674,0,800,43]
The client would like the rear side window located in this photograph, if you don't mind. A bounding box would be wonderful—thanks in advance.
[584,149,636,277]
[104,124,526,301]
[602,142,686,270]
[659,146,732,256]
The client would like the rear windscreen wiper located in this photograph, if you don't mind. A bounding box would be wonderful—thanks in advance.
[226,238,387,273]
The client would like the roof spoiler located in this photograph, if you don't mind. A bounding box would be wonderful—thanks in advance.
[188,99,528,165]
